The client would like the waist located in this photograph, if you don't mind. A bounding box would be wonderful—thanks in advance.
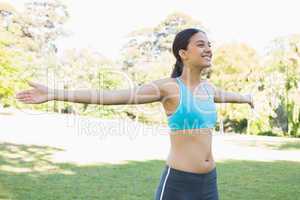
[167,129,214,173]
[169,128,213,149]
[165,164,217,177]
[166,157,216,174]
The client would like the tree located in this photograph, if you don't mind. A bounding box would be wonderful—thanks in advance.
[265,34,300,137]
[211,42,264,134]
[0,0,69,109]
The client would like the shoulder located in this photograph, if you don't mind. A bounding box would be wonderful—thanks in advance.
[152,77,176,85]
[152,77,178,95]
[153,77,177,88]
[202,79,217,96]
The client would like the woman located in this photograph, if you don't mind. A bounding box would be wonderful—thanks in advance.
[16,28,254,200]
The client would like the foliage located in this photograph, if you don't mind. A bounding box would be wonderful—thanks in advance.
[1,2,299,137]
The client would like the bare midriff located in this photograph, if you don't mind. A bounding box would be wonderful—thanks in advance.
[166,128,216,174]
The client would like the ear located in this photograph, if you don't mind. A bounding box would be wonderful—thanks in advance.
[178,49,187,60]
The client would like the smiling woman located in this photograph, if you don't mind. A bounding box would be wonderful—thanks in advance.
[15,28,254,200]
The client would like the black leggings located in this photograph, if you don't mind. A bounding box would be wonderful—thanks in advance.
[155,165,219,200]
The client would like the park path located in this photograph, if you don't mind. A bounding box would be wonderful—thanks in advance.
[1,108,300,165]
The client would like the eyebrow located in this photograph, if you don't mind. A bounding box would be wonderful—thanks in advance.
[195,40,211,44]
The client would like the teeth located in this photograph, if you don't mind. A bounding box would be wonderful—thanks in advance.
[204,57,211,61]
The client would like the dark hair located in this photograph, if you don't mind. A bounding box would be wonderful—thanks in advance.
[171,28,205,78]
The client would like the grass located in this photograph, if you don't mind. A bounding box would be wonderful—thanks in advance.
[276,141,300,150]
[0,142,300,200]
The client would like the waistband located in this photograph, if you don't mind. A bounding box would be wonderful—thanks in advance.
[165,165,217,178]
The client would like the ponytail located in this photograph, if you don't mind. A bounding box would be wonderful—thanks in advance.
[171,60,183,78]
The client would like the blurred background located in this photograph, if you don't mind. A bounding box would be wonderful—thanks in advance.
[0,1,300,199]
[1,0,299,137]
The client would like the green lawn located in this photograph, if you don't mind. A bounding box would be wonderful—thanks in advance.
[276,141,300,150]
[0,142,299,200]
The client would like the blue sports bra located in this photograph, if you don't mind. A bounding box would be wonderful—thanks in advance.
[167,77,218,131]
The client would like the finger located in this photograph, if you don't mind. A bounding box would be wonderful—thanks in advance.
[17,98,29,103]
[16,97,28,102]
[18,95,32,100]
[16,90,35,97]
[16,90,30,96]
[16,92,31,99]
[19,97,34,104]
[16,94,27,99]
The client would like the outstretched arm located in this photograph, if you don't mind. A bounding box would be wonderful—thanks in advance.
[206,81,254,108]
[16,79,165,105]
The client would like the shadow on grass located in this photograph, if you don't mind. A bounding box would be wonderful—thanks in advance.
[275,141,300,150]
[0,142,299,200]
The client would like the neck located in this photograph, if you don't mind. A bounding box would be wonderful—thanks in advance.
[179,64,205,85]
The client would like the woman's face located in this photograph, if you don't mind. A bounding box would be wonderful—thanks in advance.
[182,32,212,68]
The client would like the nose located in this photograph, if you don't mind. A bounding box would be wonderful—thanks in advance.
[204,45,212,53]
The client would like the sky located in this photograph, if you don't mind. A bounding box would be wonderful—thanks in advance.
[9,0,300,59]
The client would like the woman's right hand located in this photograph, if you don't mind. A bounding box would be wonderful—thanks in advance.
[15,81,55,104]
